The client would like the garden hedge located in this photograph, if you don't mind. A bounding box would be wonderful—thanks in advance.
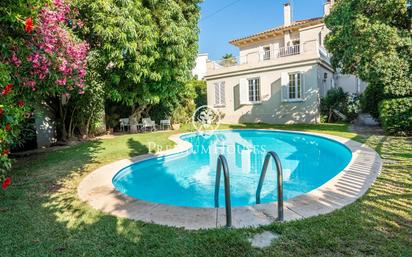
[379,97,412,135]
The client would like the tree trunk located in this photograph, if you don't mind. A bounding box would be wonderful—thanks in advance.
[57,95,71,141]
[130,105,146,133]
[68,107,76,139]
[328,108,333,123]
[85,109,94,137]
[58,98,68,141]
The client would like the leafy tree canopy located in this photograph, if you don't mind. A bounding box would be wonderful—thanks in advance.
[325,0,412,98]
[76,0,201,117]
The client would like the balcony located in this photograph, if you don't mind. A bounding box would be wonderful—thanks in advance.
[264,44,301,60]
[206,40,330,77]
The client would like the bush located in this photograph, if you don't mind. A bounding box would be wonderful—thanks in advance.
[320,88,347,120]
[361,83,385,119]
[346,94,362,121]
[379,97,412,135]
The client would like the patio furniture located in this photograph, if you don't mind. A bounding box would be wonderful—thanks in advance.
[160,119,171,130]
[119,118,130,132]
[142,118,157,132]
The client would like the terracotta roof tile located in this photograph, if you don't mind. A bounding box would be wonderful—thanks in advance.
[229,17,324,46]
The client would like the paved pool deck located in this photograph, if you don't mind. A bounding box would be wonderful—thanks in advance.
[77,130,382,230]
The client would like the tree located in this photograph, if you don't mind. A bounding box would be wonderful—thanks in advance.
[190,79,207,107]
[0,0,90,185]
[4,0,90,141]
[76,0,201,124]
[148,79,204,123]
[325,0,412,122]
[219,53,237,67]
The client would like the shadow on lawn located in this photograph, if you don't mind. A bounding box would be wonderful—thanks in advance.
[2,128,411,256]
[17,132,254,256]
[127,138,149,157]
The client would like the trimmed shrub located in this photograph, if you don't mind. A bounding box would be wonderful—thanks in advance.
[379,97,412,135]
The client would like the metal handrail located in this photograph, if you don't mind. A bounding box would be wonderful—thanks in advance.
[214,154,232,227]
[256,151,284,221]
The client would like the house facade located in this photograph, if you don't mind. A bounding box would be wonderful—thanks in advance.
[205,0,365,124]
[192,53,208,80]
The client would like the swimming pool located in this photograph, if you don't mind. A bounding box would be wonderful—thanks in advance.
[113,130,352,208]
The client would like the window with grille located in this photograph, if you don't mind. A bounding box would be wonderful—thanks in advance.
[248,78,261,103]
[263,46,271,60]
[288,73,302,100]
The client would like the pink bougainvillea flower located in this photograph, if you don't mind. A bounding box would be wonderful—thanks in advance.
[10,52,22,67]
[1,84,12,95]
[23,1,88,93]
[0,107,3,116]
[2,177,11,190]
[56,78,66,86]
[18,100,25,107]
[5,123,11,131]
[25,18,34,33]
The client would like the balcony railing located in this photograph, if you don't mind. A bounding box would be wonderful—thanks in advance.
[208,40,326,71]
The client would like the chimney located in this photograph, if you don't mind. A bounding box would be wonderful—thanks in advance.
[284,3,291,26]
[323,0,334,16]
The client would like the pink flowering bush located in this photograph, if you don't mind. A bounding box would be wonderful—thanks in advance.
[1,0,89,188]
[14,0,89,95]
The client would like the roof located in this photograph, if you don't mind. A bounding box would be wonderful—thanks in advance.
[229,17,324,46]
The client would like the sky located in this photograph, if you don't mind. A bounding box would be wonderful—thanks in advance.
[198,0,326,60]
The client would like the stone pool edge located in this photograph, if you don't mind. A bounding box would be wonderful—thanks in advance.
[77,130,382,230]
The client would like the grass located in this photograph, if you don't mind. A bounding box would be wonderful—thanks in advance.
[0,124,411,256]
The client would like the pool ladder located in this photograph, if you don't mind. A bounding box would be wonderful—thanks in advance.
[256,151,284,221]
[214,151,284,228]
[214,155,232,227]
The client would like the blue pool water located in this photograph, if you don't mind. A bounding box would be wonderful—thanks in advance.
[113,130,352,208]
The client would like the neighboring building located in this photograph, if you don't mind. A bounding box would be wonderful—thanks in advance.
[192,53,208,80]
[205,0,364,124]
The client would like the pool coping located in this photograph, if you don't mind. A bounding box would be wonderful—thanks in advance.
[77,129,382,230]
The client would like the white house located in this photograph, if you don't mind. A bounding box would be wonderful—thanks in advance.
[205,0,365,124]
[192,53,208,80]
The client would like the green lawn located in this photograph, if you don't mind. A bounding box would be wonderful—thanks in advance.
[1,124,411,257]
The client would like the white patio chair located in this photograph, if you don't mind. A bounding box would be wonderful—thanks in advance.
[142,118,156,132]
[160,119,171,130]
[119,118,130,132]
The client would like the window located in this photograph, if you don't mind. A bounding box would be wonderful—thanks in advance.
[263,46,271,60]
[248,78,261,102]
[214,82,225,107]
[288,73,303,100]
[319,32,322,46]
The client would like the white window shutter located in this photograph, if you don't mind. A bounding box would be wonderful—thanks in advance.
[300,72,305,100]
[214,83,220,105]
[281,72,289,102]
[259,50,264,61]
[239,78,248,105]
[220,82,225,105]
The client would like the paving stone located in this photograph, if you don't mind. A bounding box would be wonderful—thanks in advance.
[249,231,280,248]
